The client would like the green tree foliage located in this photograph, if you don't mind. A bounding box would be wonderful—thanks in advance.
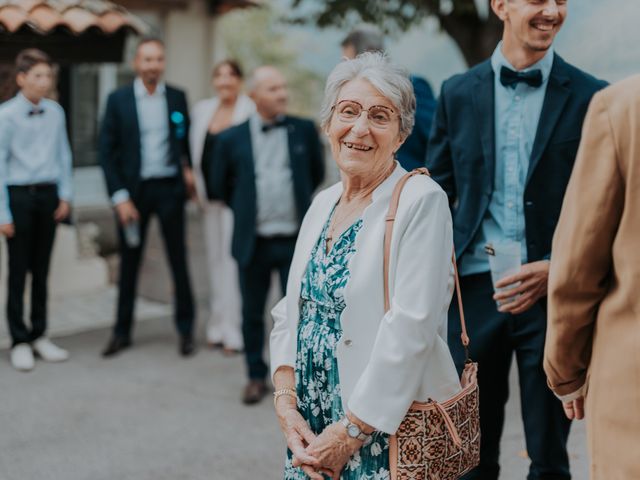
[219,6,325,117]
[288,0,503,66]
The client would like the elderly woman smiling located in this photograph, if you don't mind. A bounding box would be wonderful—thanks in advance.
[270,53,461,479]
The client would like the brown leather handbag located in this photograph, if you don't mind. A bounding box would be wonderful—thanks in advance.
[384,168,480,480]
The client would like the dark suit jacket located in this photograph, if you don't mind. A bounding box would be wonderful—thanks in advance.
[427,54,607,264]
[99,83,191,201]
[211,116,325,267]
[396,75,437,171]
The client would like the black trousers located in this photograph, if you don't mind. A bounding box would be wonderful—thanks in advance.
[239,236,296,380]
[114,178,194,339]
[450,272,571,480]
[6,185,59,347]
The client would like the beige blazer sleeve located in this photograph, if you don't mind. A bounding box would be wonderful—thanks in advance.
[544,91,625,397]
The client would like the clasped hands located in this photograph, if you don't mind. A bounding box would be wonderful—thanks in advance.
[277,400,363,480]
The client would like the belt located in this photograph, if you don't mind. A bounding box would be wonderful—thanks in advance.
[140,176,179,184]
[257,234,297,241]
[8,183,57,193]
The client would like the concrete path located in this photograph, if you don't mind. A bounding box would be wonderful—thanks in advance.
[0,286,171,350]
[0,317,589,480]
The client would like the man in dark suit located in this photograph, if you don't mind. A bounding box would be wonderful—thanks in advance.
[426,1,607,479]
[341,24,437,171]
[99,37,197,357]
[211,66,324,404]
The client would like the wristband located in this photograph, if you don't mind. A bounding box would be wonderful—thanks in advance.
[273,388,297,408]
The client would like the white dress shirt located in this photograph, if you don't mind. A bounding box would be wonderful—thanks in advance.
[249,113,298,237]
[270,164,462,434]
[111,78,177,205]
[0,92,73,224]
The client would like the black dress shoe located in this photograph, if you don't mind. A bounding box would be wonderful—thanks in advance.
[102,336,131,357]
[180,336,196,357]
[242,380,268,405]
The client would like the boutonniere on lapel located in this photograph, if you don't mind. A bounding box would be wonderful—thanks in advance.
[171,111,186,140]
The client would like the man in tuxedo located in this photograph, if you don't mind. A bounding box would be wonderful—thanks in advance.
[211,66,324,404]
[99,37,197,357]
[341,24,437,171]
[426,1,607,478]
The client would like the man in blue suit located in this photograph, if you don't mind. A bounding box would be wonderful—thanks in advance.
[99,38,197,358]
[427,1,607,479]
[211,66,324,404]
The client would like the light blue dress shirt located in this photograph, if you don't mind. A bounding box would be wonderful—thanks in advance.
[459,43,554,275]
[111,78,177,205]
[0,93,73,225]
[249,113,298,237]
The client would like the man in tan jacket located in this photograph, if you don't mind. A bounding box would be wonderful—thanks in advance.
[544,76,640,479]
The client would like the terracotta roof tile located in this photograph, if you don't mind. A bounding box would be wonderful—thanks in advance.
[0,0,147,35]
[0,5,29,31]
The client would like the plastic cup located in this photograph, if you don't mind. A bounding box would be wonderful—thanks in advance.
[123,220,141,248]
[487,241,522,306]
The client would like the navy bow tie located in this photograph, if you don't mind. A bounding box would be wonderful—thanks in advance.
[261,119,286,133]
[28,108,45,117]
[500,66,543,88]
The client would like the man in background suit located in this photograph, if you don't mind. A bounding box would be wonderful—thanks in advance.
[212,66,324,404]
[341,24,437,171]
[99,37,197,358]
[427,1,607,478]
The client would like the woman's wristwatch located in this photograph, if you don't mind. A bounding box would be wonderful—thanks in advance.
[340,416,373,445]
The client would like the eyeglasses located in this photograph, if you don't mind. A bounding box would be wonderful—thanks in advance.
[331,100,398,128]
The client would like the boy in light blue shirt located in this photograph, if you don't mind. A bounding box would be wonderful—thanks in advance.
[0,49,73,371]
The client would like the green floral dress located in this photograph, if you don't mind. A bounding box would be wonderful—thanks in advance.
[283,213,390,480]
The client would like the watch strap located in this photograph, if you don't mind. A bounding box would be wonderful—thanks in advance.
[340,416,372,442]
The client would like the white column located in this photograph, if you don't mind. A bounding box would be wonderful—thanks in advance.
[163,0,211,104]
[98,63,118,118]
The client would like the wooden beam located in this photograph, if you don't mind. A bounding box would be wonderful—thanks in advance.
[112,0,190,12]
[0,28,128,64]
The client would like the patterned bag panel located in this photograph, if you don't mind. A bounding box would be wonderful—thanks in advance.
[384,170,480,480]
[389,362,480,480]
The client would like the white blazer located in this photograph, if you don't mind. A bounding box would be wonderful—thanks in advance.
[270,164,461,434]
[189,94,255,200]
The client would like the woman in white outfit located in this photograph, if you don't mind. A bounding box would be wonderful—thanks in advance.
[190,60,255,353]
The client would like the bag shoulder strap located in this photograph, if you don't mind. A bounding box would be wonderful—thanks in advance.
[383,168,471,355]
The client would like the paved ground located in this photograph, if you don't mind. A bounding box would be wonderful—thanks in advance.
[0,204,589,479]
[0,287,171,350]
[0,316,589,480]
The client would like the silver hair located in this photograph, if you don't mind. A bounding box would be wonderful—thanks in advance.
[341,24,385,55]
[319,52,415,139]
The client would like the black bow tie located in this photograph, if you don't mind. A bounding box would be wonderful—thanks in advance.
[261,119,286,133]
[28,108,45,117]
[500,66,543,88]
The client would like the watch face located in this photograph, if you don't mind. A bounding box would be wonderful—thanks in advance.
[347,424,360,438]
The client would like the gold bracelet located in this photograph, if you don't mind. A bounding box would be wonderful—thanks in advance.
[273,388,297,408]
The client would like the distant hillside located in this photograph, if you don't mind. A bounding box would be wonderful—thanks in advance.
[221,0,636,115]
[279,0,636,88]
[558,0,640,81]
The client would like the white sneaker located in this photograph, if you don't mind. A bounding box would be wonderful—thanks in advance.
[10,344,35,372]
[32,338,69,363]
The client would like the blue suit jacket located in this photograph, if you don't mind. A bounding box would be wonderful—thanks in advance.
[427,54,607,264]
[396,75,436,171]
[211,116,325,267]
[99,83,191,200]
